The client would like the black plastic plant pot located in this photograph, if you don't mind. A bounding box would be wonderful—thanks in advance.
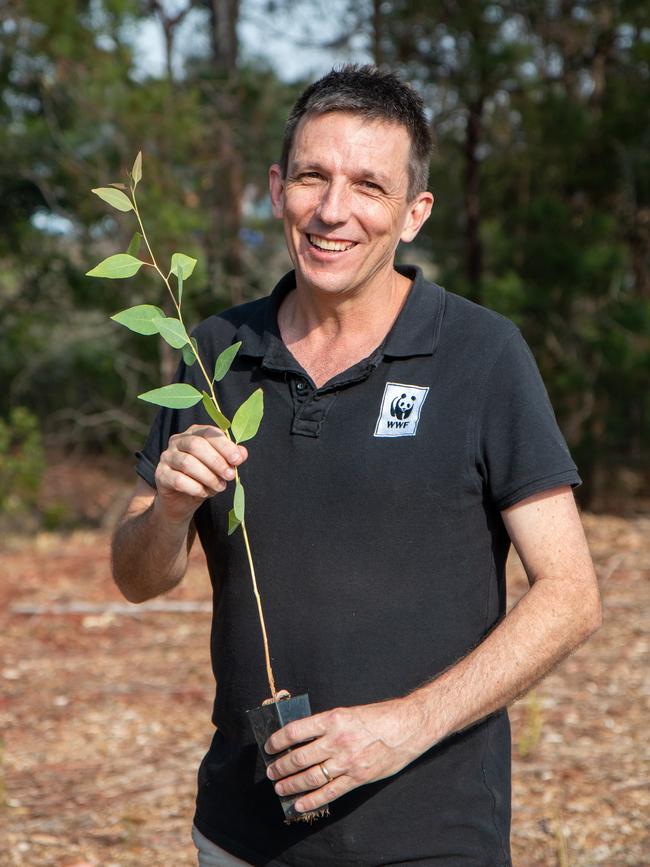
[247,693,329,823]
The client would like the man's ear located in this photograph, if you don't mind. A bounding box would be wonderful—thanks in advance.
[400,192,434,243]
[269,164,285,219]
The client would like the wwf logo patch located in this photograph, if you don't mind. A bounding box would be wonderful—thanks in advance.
[374,382,429,438]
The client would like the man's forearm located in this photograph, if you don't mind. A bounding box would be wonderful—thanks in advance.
[406,574,602,753]
[111,496,194,603]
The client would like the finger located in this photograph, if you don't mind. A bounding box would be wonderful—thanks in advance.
[156,466,213,499]
[198,428,248,465]
[267,741,329,780]
[166,450,228,493]
[274,762,342,796]
[293,775,353,813]
[265,714,328,755]
[173,436,241,483]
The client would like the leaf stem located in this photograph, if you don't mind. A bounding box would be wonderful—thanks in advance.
[129,184,279,701]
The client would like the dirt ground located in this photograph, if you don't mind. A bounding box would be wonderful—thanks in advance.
[0,476,648,866]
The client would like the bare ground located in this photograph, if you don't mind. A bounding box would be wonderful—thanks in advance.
[0,495,647,866]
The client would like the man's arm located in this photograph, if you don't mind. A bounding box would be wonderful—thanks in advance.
[265,486,602,813]
[111,425,247,603]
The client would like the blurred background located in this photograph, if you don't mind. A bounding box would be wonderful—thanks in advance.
[1,2,648,866]
[1,0,648,526]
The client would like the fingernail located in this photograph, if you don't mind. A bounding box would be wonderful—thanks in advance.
[294,800,305,812]
[224,467,235,480]
[274,783,284,795]
[266,767,275,780]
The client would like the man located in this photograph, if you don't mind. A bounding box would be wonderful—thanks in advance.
[112,65,601,866]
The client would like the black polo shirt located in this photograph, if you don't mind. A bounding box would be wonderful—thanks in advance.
[136,265,580,866]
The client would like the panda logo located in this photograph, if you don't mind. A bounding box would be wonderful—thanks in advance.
[390,393,417,420]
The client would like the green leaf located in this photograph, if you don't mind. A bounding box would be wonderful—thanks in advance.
[111,304,164,336]
[201,391,230,430]
[182,337,198,366]
[177,269,183,305]
[170,252,197,280]
[233,478,245,521]
[213,341,242,382]
[131,151,142,186]
[91,187,133,212]
[231,388,264,443]
[155,317,189,349]
[227,508,241,536]
[127,232,142,257]
[86,254,143,279]
[138,384,202,409]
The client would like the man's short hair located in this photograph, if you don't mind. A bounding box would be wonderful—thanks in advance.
[280,64,433,201]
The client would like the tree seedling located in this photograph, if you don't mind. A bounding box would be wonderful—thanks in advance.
[86,152,277,699]
[87,153,323,822]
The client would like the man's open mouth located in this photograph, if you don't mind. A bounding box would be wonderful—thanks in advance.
[308,234,356,252]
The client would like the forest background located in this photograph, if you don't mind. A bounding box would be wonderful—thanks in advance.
[1,0,648,527]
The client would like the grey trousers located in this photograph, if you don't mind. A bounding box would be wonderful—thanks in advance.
[191,824,253,866]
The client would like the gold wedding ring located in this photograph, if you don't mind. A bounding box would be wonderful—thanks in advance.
[319,762,332,783]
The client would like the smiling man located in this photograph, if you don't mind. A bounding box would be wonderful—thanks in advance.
[112,66,601,866]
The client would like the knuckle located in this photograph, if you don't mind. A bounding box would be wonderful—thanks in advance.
[172,474,186,493]
[284,722,301,742]
[177,452,191,470]
[308,769,323,788]
[328,708,346,727]
[291,750,308,770]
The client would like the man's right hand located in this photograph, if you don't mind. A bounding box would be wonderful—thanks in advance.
[154,425,248,524]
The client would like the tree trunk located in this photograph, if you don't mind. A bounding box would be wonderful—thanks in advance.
[464,96,484,303]
[205,0,245,308]
[371,0,384,66]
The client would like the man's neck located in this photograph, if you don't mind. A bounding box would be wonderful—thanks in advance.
[277,268,412,387]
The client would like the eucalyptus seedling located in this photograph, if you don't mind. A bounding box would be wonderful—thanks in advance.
[87,152,278,700]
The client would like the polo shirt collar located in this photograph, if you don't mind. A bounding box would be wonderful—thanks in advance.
[235,265,444,367]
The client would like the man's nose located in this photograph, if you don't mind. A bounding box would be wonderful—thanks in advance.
[315,180,350,225]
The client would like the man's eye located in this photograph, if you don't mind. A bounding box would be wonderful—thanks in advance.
[360,180,382,192]
[301,172,324,181]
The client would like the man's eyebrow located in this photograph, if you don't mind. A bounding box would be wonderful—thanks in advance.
[289,160,392,187]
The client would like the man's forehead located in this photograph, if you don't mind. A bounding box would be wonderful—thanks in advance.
[288,111,410,177]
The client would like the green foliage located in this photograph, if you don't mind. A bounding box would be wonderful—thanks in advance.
[138,383,203,409]
[0,408,45,516]
[91,187,134,212]
[233,478,245,521]
[227,508,241,536]
[214,342,242,382]
[0,0,647,506]
[111,304,164,335]
[202,391,230,430]
[231,389,264,444]
[155,316,189,349]
[86,254,144,279]
[170,253,197,280]
[182,337,199,366]
[131,151,142,187]
[127,232,143,257]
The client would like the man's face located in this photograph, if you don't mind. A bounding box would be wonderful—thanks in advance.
[269,111,432,299]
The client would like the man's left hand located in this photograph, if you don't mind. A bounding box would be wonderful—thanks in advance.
[264,697,430,813]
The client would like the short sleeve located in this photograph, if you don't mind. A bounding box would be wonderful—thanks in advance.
[475,329,581,510]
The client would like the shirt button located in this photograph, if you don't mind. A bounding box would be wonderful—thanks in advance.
[296,381,306,391]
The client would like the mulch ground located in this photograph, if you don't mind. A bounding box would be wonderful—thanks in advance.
[0,505,647,866]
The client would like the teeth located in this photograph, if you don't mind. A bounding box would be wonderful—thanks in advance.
[309,235,354,252]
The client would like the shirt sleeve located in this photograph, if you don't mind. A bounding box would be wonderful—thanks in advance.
[475,328,581,511]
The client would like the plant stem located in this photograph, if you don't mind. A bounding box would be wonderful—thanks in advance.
[240,517,277,698]
[130,186,279,701]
